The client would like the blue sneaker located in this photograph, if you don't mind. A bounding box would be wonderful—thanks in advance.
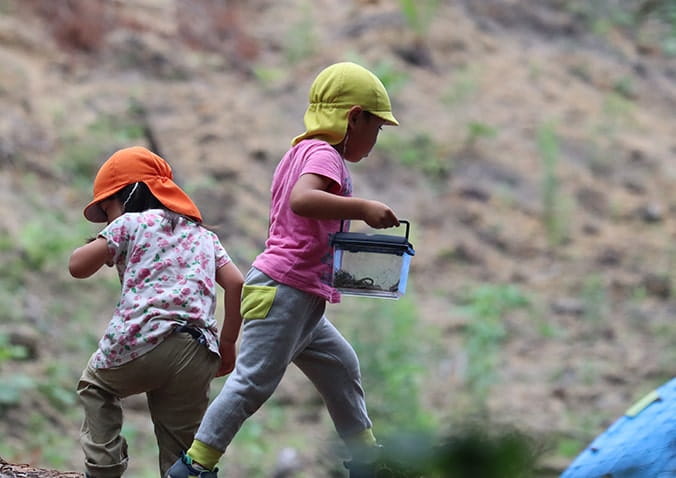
[165,453,218,478]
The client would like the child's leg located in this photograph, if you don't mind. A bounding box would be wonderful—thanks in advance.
[293,317,376,454]
[145,333,219,476]
[190,269,326,467]
[77,363,130,478]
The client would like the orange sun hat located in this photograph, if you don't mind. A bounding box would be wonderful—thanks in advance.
[83,146,202,223]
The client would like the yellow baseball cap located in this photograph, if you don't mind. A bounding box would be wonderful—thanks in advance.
[292,62,399,146]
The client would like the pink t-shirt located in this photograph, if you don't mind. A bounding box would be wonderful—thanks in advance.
[253,139,352,303]
[92,210,231,368]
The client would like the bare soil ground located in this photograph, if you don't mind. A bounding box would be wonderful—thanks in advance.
[0,0,675,476]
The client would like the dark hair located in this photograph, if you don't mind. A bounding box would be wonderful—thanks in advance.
[114,182,186,230]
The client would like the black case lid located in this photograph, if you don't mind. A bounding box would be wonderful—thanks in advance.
[329,220,415,256]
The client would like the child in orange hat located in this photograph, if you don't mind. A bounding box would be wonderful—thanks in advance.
[167,62,400,478]
[69,146,244,478]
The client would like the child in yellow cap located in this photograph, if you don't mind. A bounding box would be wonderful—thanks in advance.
[69,146,244,478]
[167,62,400,478]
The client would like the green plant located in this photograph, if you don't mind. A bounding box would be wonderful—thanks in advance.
[536,122,569,248]
[283,2,316,64]
[464,121,498,149]
[580,274,608,329]
[16,212,91,271]
[0,332,34,410]
[377,133,451,178]
[398,0,440,40]
[228,399,289,476]
[443,65,481,106]
[57,108,145,181]
[345,53,410,95]
[456,284,530,407]
[0,374,36,408]
[339,296,437,436]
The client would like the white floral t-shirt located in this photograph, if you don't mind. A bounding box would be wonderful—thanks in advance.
[91,209,231,369]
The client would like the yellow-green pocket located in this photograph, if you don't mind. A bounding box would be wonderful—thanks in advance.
[241,285,277,320]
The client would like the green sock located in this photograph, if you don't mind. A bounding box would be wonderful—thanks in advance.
[187,440,222,471]
[346,428,379,463]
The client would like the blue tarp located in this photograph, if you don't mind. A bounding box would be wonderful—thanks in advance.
[561,377,676,477]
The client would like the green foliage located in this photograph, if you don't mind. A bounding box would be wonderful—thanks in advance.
[345,53,409,95]
[0,333,28,363]
[377,133,451,178]
[283,2,316,64]
[464,121,498,149]
[0,374,35,407]
[15,212,91,271]
[456,284,530,407]
[536,122,569,248]
[555,436,585,459]
[580,274,607,328]
[567,0,676,55]
[376,422,539,478]
[229,400,289,475]
[57,107,145,182]
[398,0,440,39]
[340,296,437,435]
[0,334,33,409]
[443,65,481,106]
[369,58,409,95]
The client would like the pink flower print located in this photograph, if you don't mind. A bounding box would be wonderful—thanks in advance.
[128,323,141,336]
[157,237,170,249]
[154,259,172,271]
[138,268,151,282]
[173,297,185,306]
[205,277,214,288]
[130,248,144,264]
[180,287,191,297]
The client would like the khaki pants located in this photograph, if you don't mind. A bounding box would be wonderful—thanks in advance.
[77,332,219,478]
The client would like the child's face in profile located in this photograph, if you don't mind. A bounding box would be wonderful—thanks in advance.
[344,110,387,163]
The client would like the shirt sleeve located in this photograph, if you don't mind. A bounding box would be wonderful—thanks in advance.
[301,143,345,192]
[99,214,134,266]
[210,230,232,269]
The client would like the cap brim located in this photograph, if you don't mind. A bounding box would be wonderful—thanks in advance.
[83,201,107,223]
[372,111,399,126]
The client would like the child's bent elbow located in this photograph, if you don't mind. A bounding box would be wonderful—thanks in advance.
[68,265,88,279]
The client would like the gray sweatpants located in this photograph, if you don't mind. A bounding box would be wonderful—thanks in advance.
[195,267,372,452]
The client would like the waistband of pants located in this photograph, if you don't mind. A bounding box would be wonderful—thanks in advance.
[174,325,207,345]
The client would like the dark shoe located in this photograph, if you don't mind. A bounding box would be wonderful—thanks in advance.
[344,444,383,478]
[165,453,218,478]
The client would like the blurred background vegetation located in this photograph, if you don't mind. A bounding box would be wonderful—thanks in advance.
[1,0,675,476]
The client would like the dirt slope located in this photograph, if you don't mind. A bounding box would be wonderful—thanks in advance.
[0,0,675,476]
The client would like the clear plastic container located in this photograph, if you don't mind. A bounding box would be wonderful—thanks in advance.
[329,220,415,299]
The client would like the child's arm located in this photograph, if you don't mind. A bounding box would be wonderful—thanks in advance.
[215,261,245,377]
[68,237,113,279]
[290,173,399,229]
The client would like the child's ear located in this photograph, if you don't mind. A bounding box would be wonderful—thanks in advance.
[347,106,363,127]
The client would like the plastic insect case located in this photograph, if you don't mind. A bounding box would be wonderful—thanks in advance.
[329,220,415,299]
